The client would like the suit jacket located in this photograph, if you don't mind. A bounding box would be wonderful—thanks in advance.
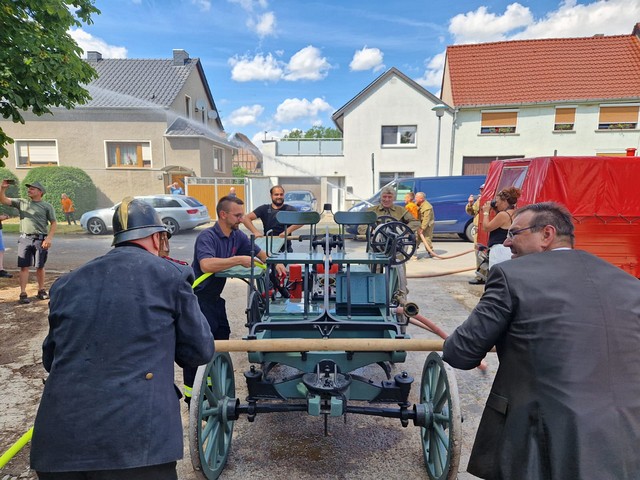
[31,246,214,472]
[443,249,640,480]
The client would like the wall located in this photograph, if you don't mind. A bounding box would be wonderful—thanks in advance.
[454,103,640,167]
[341,74,453,200]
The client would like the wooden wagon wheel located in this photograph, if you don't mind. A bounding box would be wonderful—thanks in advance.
[420,352,461,480]
[189,352,237,480]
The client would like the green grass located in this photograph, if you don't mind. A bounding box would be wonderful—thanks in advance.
[1,219,86,235]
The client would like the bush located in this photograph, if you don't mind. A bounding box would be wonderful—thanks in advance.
[0,167,20,217]
[21,166,97,221]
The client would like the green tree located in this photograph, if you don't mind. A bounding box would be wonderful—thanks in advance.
[0,1,101,165]
[303,126,342,139]
[232,165,249,178]
[22,166,97,220]
[282,126,342,139]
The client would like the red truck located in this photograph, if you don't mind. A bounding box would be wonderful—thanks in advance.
[478,156,640,278]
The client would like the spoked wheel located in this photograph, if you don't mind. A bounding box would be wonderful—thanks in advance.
[189,352,237,480]
[370,221,417,264]
[420,352,461,480]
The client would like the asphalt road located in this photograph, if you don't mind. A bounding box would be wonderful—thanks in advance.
[1,225,493,479]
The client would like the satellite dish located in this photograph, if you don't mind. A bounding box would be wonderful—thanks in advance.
[207,110,218,120]
[195,99,206,111]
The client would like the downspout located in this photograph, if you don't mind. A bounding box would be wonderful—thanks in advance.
[448,108,458,176]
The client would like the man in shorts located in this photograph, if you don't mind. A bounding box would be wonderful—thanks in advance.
[0,180,57,304]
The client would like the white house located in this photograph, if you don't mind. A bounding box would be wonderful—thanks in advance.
[441,24,640,173]
[262,67,453,210]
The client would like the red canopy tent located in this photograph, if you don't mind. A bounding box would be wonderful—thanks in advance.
[479,156,640,277]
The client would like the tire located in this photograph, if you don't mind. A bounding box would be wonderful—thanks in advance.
[86,217,107,235]
[163,217,179,235]
[461,221,476,243]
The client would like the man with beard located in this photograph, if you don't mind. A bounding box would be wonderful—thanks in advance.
[242,185,302,252]
[184,195,284,404]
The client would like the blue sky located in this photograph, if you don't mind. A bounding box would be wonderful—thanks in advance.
[71,0,640,147]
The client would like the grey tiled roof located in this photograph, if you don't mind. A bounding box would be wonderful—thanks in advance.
[82,58,197,108]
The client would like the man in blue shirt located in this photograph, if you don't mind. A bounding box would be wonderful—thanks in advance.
[184,195,284,403]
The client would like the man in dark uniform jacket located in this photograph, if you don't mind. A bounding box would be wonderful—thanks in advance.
[30,198,214,480]
[443,202,640,480]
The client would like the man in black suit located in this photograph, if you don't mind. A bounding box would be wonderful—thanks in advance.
[443,202,640,480]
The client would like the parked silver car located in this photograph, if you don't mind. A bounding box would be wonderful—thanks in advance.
[80,195,210,235]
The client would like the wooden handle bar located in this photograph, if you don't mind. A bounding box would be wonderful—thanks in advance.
[214,338,445,352]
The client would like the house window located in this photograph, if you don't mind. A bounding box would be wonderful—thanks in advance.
[379,172,413,190]
[381,126,416,146]
[16,140,58,167]
[106,142,151,168]
[185,96,192,119]
[554,107,576,131]
[213,147,224,171]
[598,105,638,130]
[480,111,518,134]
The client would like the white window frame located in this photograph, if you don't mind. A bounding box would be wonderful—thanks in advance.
[104,141,152,168]
[381,125,417,147]
[15,139,59,167]
[480,109,519,135]
[597,103,639,131]
[213,147,224,172]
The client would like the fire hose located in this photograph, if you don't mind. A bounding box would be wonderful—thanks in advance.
[397,304,488,372]
[419,231,475,260]
[0,427,33,468]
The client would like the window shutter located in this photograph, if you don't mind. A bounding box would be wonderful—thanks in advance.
[598,106,639,123]
[481,111,517,127]
[555,108,576,124]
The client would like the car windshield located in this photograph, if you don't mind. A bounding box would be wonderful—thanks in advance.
[285,192,312,202]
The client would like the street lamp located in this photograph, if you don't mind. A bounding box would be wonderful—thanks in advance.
[431,104,448,177]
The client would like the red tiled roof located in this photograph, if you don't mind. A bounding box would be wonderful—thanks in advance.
[445,33,640,107]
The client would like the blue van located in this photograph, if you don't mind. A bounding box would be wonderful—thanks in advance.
[348,175,485,241]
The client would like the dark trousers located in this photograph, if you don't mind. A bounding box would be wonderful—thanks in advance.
[36,462,177,480]
[183,296,227,392]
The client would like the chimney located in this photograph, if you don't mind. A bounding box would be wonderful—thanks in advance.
[86,51,102,62]
[173,49,189,66]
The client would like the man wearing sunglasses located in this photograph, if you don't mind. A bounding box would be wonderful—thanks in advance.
[443,201,640,480]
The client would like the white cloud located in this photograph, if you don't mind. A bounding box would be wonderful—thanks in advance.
[511,0,640,40]
[252,128,291,145]
[229,0,268,13]
[417,0,638,94]
[226,104,264,127]
[230,0,275,37]
[415,51,446,90]
[228,53,283,82]
[274,97,333,123]
[449,3,532,44]
[250,11,276,37]
[69,29,128,58]
[191,0,211,12]
[349,47,385,72]
[283,46,331,81]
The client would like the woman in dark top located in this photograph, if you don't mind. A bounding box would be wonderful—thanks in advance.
[481,187,521,268]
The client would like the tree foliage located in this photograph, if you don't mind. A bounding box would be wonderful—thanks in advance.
[283,126,342,139]
[232,165,249,178]
[22,165,97,221]
[0,1,101,165]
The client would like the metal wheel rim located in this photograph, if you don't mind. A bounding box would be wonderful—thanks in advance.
[420,352,461,480]
[371,221,416,264]
[189,352,236,479]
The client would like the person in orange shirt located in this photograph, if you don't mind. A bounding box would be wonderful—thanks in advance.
[60,193,77,225]
[404,192,419,219]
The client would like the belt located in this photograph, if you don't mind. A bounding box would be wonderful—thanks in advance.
[21,233,46,240]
